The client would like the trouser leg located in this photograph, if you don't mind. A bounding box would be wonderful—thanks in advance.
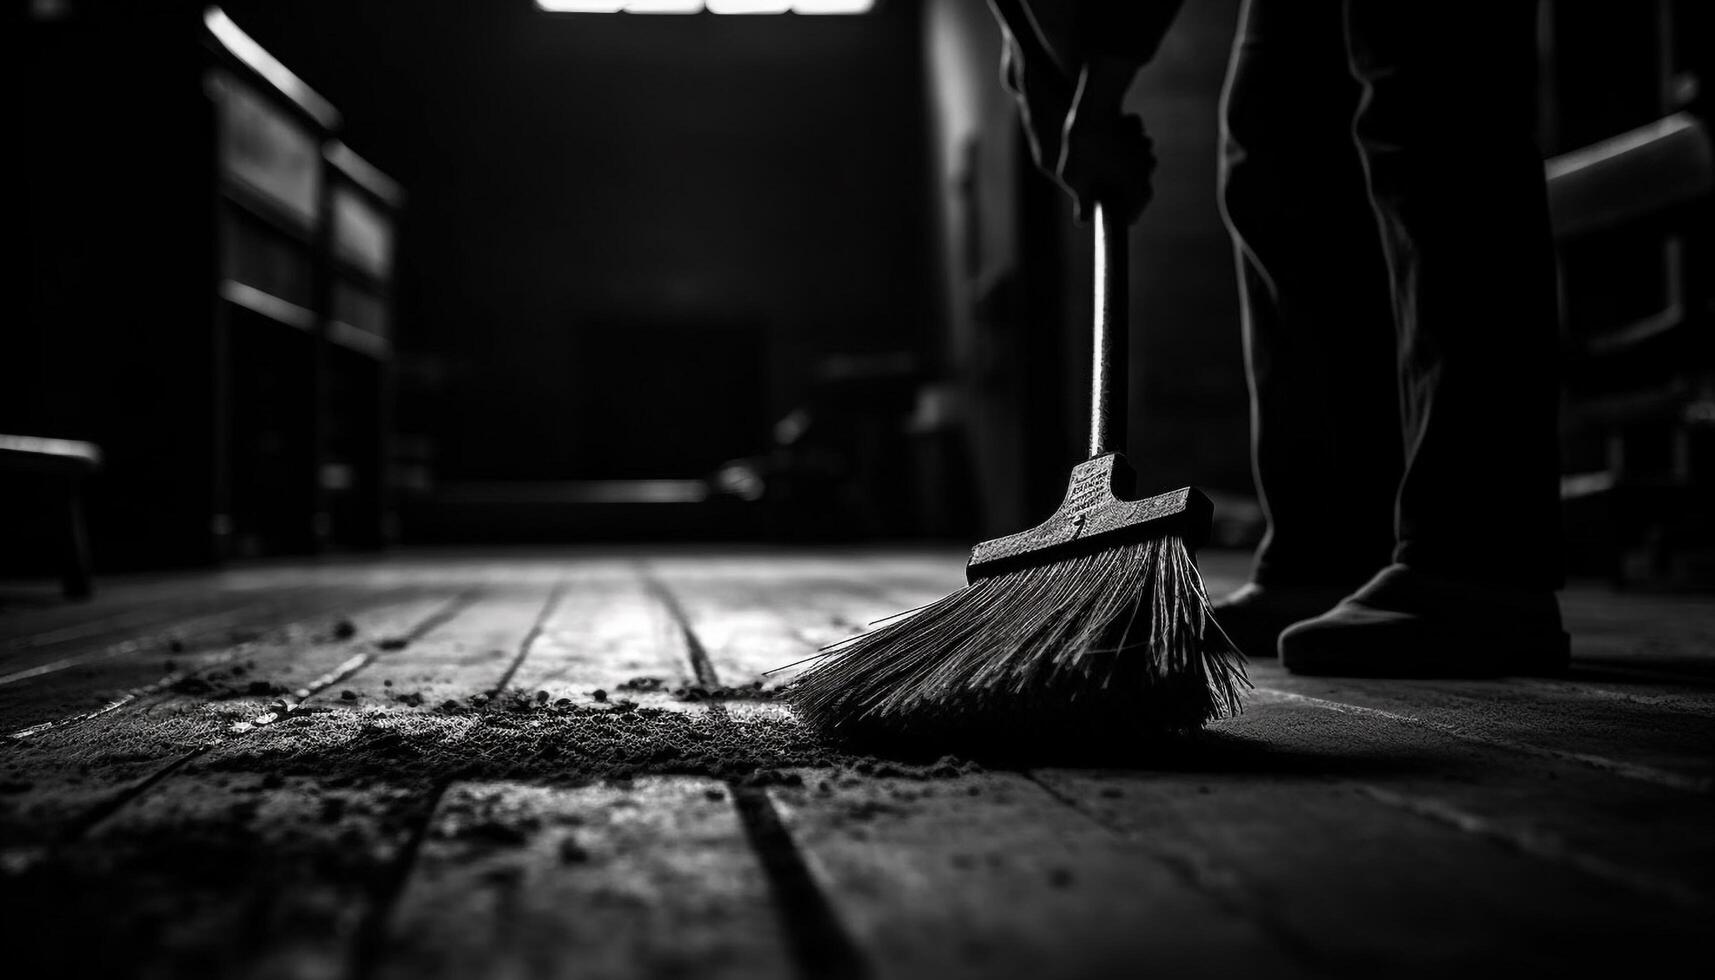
[1344,1,1563,589]
[1219,0,1402,588]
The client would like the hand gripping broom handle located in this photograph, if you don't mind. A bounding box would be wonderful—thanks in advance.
[984,1,1129,458]
[1089,202,1128,458]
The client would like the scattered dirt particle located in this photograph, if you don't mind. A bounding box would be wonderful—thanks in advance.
[340,690,358,701]
[616,676,663,693]
[555,699,573,709]
[246,680,289,697]
[535,690,549,704]
[260,773,285,790]
[592,689,607,703]
[195,697,1015,797]
[1049,868,1075,889]
[1099,786,1124,799]
[703,788,726,802]
[1197,785,1212,795]
[168,640,185,654]
[670,680,772,703]
[376,638,409,651]
[333,620,358,640]
[383,679,393,688]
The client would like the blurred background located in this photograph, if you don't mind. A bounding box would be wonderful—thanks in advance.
[7,0,1712,591]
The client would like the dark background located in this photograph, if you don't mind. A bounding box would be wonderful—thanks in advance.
[216,0,938,482]
[10,0,1712,587]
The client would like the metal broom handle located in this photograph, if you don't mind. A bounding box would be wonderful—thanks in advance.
[1090,201,1128,458]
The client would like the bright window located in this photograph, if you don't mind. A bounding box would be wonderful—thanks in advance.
[536,1,876,14]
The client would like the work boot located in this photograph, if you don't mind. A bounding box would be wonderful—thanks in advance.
[1278,564,1569,677]
[1210,582,1352,660]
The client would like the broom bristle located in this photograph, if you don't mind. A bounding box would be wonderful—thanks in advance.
[785,536,1246,751]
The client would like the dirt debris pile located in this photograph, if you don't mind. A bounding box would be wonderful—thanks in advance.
[207,693,983,788]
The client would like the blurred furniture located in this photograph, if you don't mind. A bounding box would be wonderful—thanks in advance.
[321,144,404,549]
[0,435,101,599]
[16,5,403,569]
[1543,0,1712,584]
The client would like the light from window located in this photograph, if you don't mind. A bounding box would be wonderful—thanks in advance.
[792,0,874,12]
[706,0,791,12]
[625,0,703,11]
[535,0,876,13]
[537,1,627,11]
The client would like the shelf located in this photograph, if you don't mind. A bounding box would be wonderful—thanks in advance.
[218,279,316,332]
[329,320,392,360]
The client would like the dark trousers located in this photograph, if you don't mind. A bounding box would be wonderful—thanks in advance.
[1218,0,1563,590]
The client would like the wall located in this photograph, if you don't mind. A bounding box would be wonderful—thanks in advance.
[218,0,936,482]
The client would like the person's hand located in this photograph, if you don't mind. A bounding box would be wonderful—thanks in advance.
[1057,62,1156,225]
[1000,29,1153,225]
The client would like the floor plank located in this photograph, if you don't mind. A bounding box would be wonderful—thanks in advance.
[771,770,1310,979]
[3,579,579,977]
[1,772,430,979]
[0,588,456,738]
[1217,692,1715,898]
[331,582,562,713]
[0,586,339,693]
[3,547,1711,980]
[379,778,793,980]
[505,571,699,711]
[0,592,465,843]
[1033,768,1707,976]
[1251,665,1715,791]
[644,556,952,692]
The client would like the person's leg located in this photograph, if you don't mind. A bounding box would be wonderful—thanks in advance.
[1279,0,1566,676]
[1214,0,1403,655]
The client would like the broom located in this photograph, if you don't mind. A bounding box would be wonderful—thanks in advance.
[784,10,1244,750]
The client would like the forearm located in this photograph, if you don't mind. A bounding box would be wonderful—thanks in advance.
[1075,0,1184,65]
[1072,0,1182,116]
[1074,55,1143,121]
[990,0,1180,113]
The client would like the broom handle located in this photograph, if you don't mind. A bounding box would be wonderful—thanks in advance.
[1090,200,1128,458]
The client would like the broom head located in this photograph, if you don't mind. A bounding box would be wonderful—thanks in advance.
[786,453,1245,754]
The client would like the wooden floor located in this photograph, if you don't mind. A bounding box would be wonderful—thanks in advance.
[1,548,1710,979]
